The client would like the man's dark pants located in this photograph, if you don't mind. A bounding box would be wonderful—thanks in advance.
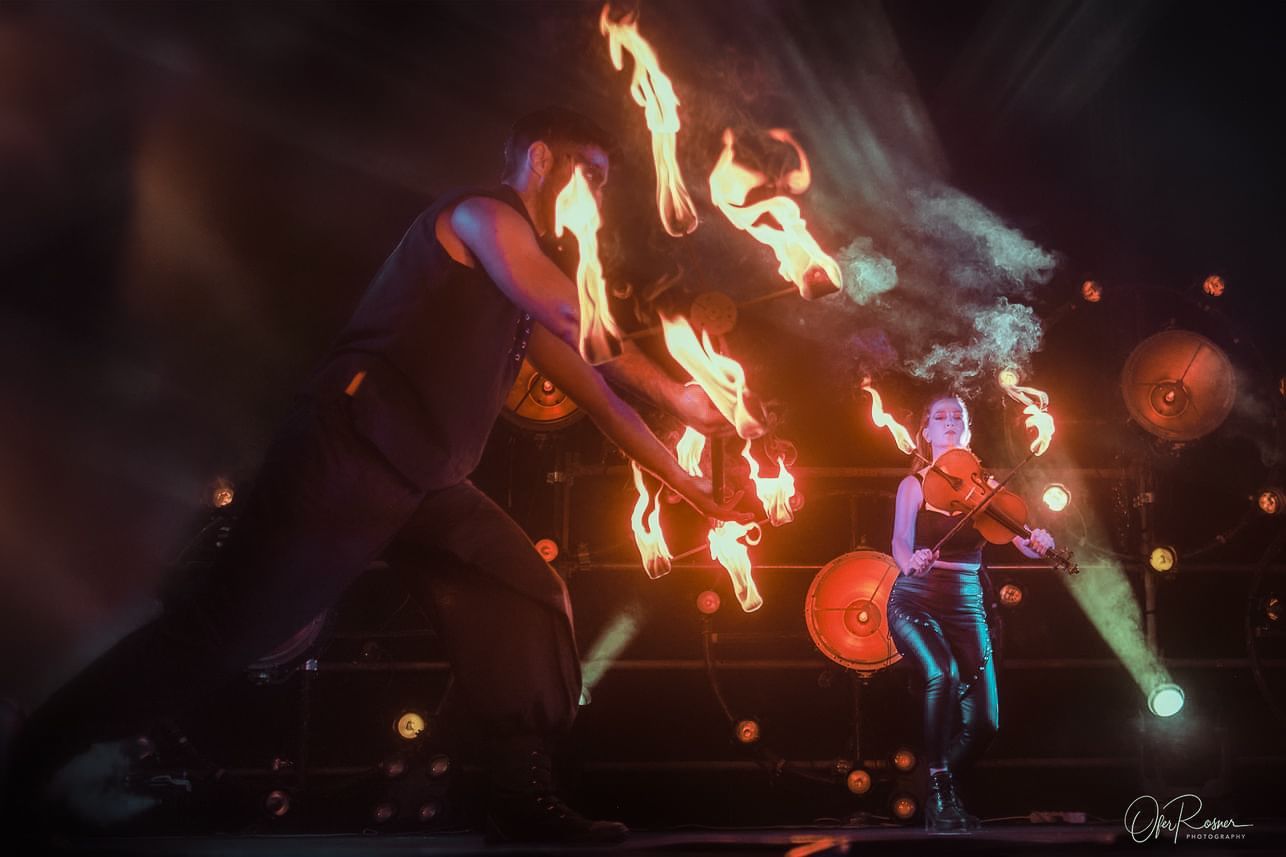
[12,391,582,797]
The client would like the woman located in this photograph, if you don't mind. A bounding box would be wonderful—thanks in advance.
[888,394,1054,834]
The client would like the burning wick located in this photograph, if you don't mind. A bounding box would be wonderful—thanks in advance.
[707,520,763,612]
[629,461,673,579]
[742,439,796,527]
[599,5,698,237]
[708,128,842,300]
[659,313,766,439]
[862,382,917,456]
[554,165,623,365]
[999,375,1055,456]
[676,426,706,477]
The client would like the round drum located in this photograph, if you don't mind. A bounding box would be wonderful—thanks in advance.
[805,550,903,675]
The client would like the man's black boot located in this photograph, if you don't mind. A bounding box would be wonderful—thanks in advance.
[942,771,981,832]
[486,740,628,845]
[924,770,968,834]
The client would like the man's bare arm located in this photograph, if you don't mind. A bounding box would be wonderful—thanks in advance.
[450,197,580,348]
[526,324,750,522]
[596,339,735,435]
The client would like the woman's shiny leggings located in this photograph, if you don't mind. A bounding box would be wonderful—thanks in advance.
[888,567,999,772]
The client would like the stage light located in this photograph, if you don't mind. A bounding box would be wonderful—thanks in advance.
[1148,546,1178,573]
[428,754,451,778]
[264,789,290,818]
[394,711,427,740]
[380,754,407,778]
[1081,280,1102,303]
[890,793,918,821]
[371,801,397,824]
[846,769,872,795]
[735,719,760,744]
[696,590,722,614]
[534,538,559,561]
[999,583,1024,607]
[998,367,1020,388]
[1202,275,1225,297]
[416,800,442,823]
[1257,488,1284,516]
[1042,483,1070,512]
[1265,595,1281,624]
[1148,684,1185,717]
[891,748,916,772]
[211,477,235,508]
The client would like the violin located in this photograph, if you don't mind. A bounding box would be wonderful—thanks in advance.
[919,448,1079,574]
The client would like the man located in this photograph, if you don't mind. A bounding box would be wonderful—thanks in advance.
[10,107,748,844]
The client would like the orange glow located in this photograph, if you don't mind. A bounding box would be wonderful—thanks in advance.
[599,5,697,236]
[891,794,917,820]
[534,538,560,561]
[999,583,1024,606]
[735,719,760,743]
[861,383,916,455]
[708,519,763,612]
[630,462,673,579]
[676,426,706,477]
[211,476,235,508]
[999,375,1055,456]
[741,439,795,526]
[1081,279,1102,302]
[846,770,872,795]
[708,128,841,299]
[696,590,721,614]
[1203,274,1226,296]
[660,313,766,439]
[554,165,622,365]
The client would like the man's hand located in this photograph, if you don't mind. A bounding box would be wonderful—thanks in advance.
[675,384,735,436]
[674,474,754,523]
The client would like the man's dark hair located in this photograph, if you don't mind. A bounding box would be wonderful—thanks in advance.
[502,106,617,180]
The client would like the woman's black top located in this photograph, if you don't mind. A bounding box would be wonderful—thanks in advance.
[912,473,985,564]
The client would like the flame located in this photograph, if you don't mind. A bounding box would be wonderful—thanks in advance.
[629,461,673,579]
[599,5,697,237]
[999,376,1055,456]
[767,129,811,195]
[659,313,766,439]
[554,165,622,365]
[707,520,763,612]
[862,383,916,455]
[708,128,842,298]
[742,439,795,526]
[676,426,706,477]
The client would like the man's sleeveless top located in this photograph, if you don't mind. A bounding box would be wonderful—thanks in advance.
[912,473,986,564]
[313,186,535,491]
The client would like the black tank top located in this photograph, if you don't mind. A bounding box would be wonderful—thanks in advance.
[912,474,985,564]
[309,186,536,490]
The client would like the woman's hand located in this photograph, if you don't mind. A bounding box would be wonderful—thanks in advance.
[1020,528,1055,556]
[907,548,939,577]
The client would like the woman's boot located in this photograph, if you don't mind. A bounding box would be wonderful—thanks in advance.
[924,770,967,834]
[942,771,981,831]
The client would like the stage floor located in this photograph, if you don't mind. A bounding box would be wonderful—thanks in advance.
[47,821,1282,856]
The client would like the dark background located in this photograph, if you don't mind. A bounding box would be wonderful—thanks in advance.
[1,0,1283,830]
